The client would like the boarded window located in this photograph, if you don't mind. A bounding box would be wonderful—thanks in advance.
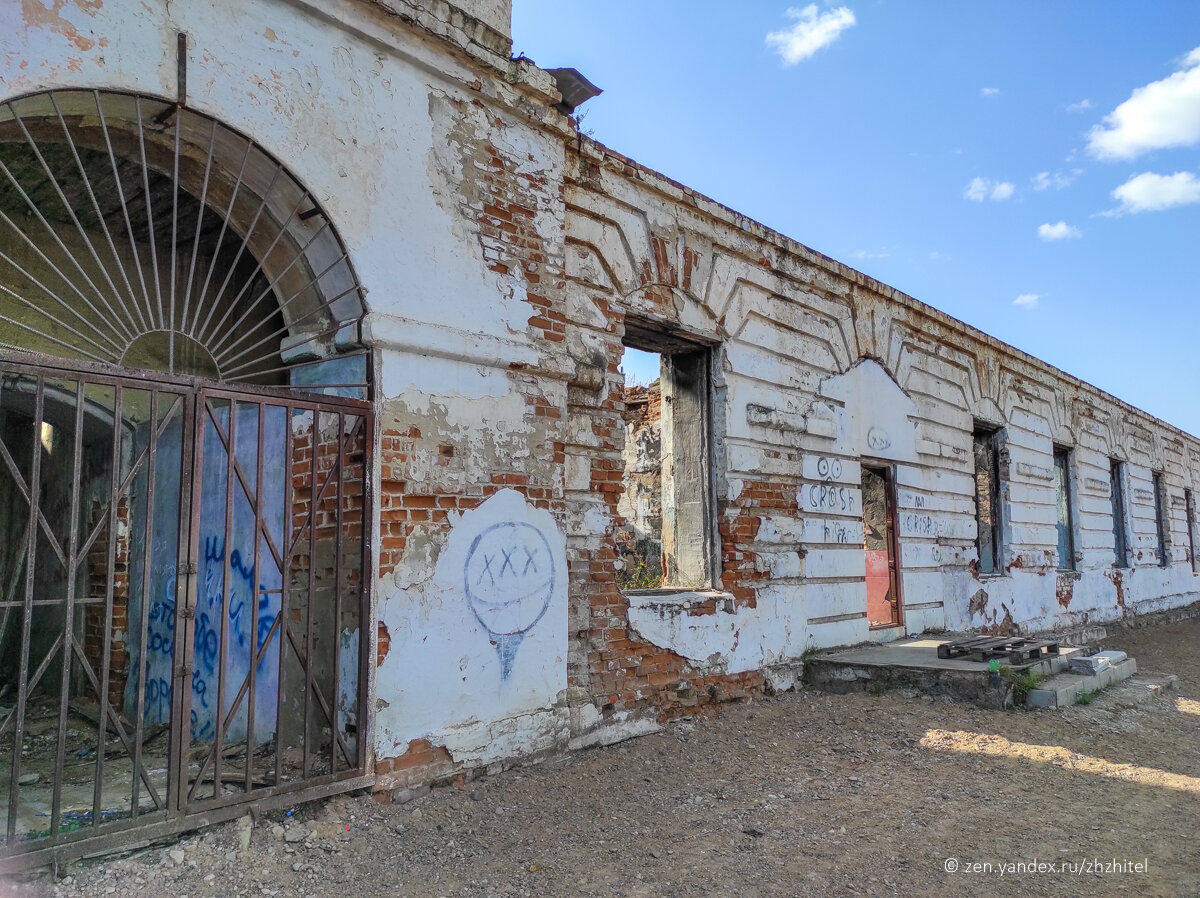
[1053,446,1075,571]
[973,426,1002,575]
[1152,472,1169,567]
[1110,460,1128,567]
[617,333,715,590]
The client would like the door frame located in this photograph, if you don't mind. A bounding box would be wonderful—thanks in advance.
[862,461,903,630]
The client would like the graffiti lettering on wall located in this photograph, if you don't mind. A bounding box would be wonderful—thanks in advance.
[815,456,842,480]
[464,521,555,679]
[822,521,854,544]
[867,427,891,451]
[804,484,858,514]
[902,513,936,537]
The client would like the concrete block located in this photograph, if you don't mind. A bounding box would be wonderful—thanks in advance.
[1025,688,1056,708]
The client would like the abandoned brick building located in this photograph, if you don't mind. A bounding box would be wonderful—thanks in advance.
[1,0,1198,867]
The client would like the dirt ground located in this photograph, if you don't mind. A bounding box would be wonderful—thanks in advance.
[4,614,1199,898]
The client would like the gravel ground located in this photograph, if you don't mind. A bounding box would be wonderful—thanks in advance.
[3,614,1199,898]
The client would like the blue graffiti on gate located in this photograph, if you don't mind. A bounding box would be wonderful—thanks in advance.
[133,404,287,744]
[142,571,177,722]
[189,535,280,742]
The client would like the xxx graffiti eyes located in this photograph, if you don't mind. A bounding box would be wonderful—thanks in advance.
[463,519,556,679]
[473,544,542,586]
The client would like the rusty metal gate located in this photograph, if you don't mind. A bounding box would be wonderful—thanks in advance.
[0,354,373,868]
[0,87,378,868]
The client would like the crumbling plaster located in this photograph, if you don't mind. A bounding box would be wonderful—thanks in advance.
[7,0,1200,804]
[564,136,1200,667]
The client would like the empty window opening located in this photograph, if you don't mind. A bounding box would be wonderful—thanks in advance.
[1053,446,1076,571]
[973,425,1003,575]
[616,332,714,591]
[1186,488,1198,575]
[862,465,901,628]
[1152,471,1169,567]
[1110,460,1129,568]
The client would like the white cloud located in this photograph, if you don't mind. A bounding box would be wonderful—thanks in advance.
[1109,170,1200,213]
[1031,170,1079,191]
[980,87,1001,98]
[1013,293,1040,308]
[766,4,856,66]
[1066,98,1093,114]
[1038,221,1081,241]
[1087,46,1200,159]
[965,177,1014,201]
[851,249,889,260]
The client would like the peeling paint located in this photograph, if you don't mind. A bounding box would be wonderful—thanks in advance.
[21,0,103,52]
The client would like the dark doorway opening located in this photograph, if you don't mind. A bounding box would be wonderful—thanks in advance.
[862,464,902,628]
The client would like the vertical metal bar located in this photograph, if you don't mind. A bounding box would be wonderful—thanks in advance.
[7,375,44,842]
[131,390,159,817]
[330,412,344,772]
[177,33,188,107]
[135,97,166,332]
[0,176,125,358]
[192,167,288,346]
[92,386,122,825]
[212,400,238,797]
[0,230,124,360]
[357,411,374,771]
[94,90,153,335]
[195,190,312,351]
[50,381,86,834]
[209,239,340,365]
[276,405,293,789]
[187,139,253,342]
[245,402,264,791]
[304,410,318,778]
[169,108,181,374]
[886,466,903,628]
[172,390,200,813]
[179,122,218,348]
[49,93,143,338]
[4,104,136,345]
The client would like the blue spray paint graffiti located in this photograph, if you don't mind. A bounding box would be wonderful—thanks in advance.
[463,521,555,679]
[131,404,286,744]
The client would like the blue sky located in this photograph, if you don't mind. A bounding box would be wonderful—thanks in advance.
[512,2,1200,438]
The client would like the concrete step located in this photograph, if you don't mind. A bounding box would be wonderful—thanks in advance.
[1025,657,1138,708]
[804,638,1087,709]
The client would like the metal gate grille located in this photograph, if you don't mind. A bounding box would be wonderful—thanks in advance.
[0,355,372,867]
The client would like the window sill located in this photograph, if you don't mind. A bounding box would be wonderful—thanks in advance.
[622,588,735,612]
[623,587,725,599]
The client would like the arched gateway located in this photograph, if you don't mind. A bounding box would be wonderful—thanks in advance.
[0,90,374,862]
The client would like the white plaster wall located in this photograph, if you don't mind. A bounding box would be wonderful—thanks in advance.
[0,0,559,402]
[376,489,567,764]
[566,148,1200,669]
[2,0,572,767]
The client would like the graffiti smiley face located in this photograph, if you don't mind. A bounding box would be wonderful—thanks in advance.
[464,521,555,639]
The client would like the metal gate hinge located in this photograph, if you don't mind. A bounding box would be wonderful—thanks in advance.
[175,665,191,679]
[177,560,198,576]
[179,607,194,621]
